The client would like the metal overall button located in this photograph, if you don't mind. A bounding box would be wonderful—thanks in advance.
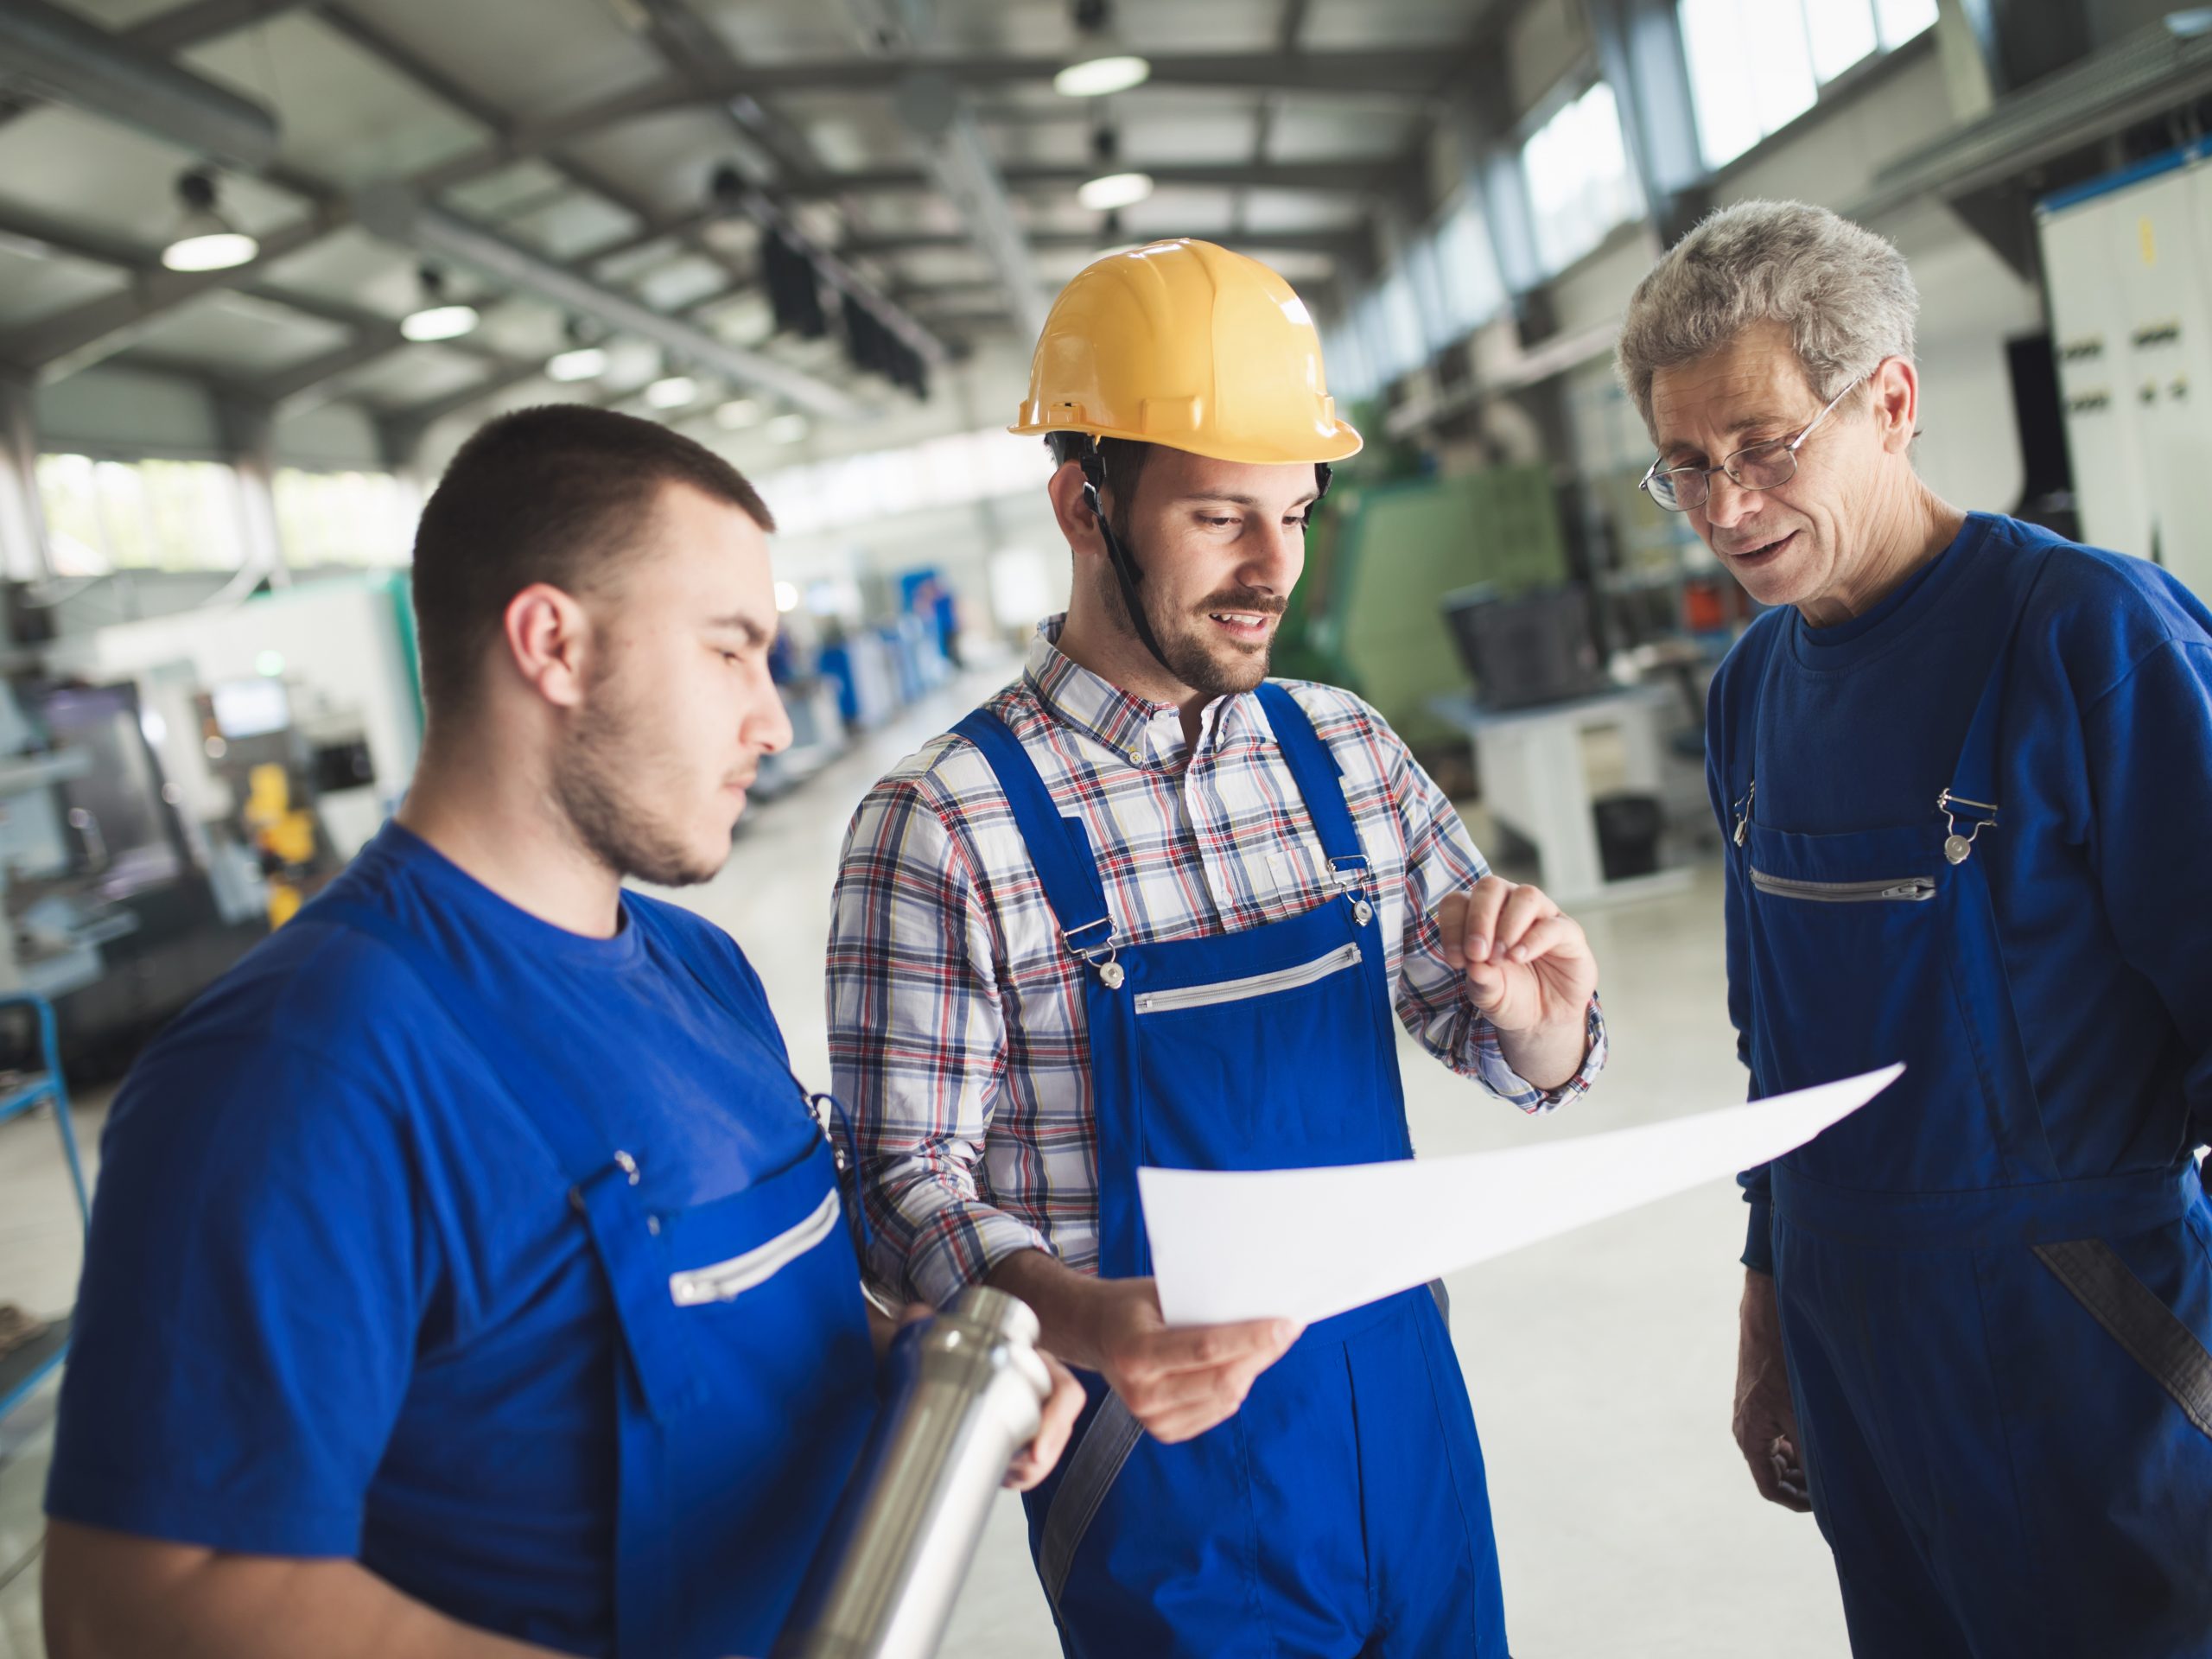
[1937,788,1999,865]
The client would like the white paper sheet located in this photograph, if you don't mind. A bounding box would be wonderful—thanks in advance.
[1140,1065,1903,1328]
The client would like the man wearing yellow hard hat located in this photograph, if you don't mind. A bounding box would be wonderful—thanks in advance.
[825,239,1608,1656]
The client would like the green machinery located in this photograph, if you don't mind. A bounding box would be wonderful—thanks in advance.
[1276,464,1570,748]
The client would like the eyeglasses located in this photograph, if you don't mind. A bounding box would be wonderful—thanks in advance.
[1639,377,1863,513]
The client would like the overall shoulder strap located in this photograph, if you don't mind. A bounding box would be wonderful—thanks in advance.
[1253,682,1365,872]
[950,708,1114,942]
[1948,544,2062,809]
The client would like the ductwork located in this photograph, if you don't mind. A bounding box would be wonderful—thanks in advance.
[354,181,867,421]
[0,0,278,172]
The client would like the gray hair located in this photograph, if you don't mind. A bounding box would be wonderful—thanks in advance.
[1615,200,1918,430]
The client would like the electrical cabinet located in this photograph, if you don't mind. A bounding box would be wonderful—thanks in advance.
[2039,145,2212,600]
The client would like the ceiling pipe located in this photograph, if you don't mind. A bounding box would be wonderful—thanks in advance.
[354,181,866,422]
[0,0,278,170]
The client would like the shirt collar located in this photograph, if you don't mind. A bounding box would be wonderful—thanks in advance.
[1023,615,1274,766]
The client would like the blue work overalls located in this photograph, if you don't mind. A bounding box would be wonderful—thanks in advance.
[956,682,1510,1659]
[314,896,878,1659]
[1726,550,2212,1658]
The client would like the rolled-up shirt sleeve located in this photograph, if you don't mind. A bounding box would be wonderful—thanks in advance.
[1377,712,1607,1113]
[826,774,1052,1306]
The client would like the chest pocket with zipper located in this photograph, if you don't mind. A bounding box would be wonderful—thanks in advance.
[1750,870,1936,904]
[1134,941,1363,1015]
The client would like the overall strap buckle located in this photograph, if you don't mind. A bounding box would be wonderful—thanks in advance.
[1062,915,1125,989]
[1936,788,1999,865]
[1330,853,1376,927]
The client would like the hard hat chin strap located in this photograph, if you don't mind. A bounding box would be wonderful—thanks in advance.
[1079,465,1179,679]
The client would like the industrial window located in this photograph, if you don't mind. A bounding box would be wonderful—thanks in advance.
[1681,0,1939,171]
[35,454,246,575]
[1324,321,1378,404]
[1522,80,1644,276]
[1429,196,1508,338]
[272,468,418,568]
[1373,268,1428,378]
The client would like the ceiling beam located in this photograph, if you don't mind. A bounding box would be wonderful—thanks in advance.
[0,0,279,168]
[121,0,323,55]
[839,226,1364,257]
[409,46,1469,194]
[0,206,342,380]
[574,48,1453,101]
[319,4,940,374]
[797,159,1389,200]
[373,356,550,442]
[245,325,404,404]
[1236,0,1315,234]
[0,196,506,378]
[357,183,864,418]
[626,0,825,187]
[317,2,766,310]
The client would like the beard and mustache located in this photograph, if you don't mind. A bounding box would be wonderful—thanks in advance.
[553,654,737,891]
[1096,557,1286,699]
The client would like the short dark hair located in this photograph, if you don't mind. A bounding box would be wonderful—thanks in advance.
[410,404,776,714]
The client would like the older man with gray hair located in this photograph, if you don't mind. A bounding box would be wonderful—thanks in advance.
[1618,200,2212,1659]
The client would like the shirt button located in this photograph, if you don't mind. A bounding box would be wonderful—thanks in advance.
[1128,748,1143,764]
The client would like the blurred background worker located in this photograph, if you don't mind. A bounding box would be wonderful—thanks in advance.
[1618,201,2212,1659]
[36,407,1077,1659]
[826,239,1606,1658]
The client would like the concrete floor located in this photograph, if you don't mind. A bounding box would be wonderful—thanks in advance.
[0,669,1853,1658]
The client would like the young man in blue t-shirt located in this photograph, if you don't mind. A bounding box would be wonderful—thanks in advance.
[1618,201,2212,1659]
[39,406,1077,1659]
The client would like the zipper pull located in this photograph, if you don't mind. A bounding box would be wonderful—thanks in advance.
[1732,780,1756,847]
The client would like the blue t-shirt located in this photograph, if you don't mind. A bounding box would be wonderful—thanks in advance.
[45,823,824,1655]
[1706,514,2212,1268]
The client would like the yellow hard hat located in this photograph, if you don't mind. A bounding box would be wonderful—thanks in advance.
[1011,238,1363,466]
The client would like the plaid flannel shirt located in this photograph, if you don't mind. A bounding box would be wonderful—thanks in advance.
[826,619,1608,1306]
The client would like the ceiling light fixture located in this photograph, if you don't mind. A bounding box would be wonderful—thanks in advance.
[645,374,699,409]
[547,346,608,381]
[401,264,480,342]
[766,413,809,445]
[160,169,258,272]
[1077,170,1154,211]
[547,316,607,382]
[715,398,763,430]
[1054,0,1149,98]
[1054,54,1149,97]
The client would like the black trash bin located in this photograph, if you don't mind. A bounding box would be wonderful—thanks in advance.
[1592,791,1662,882]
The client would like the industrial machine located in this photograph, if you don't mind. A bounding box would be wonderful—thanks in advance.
[1281,465,1572,747]
[1441,582,1606,711]
[2039,141,2212,599]
[194,676,368,926]
[0,677,264,1077]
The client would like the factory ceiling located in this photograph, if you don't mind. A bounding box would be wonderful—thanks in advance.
[0,0,1518,453]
